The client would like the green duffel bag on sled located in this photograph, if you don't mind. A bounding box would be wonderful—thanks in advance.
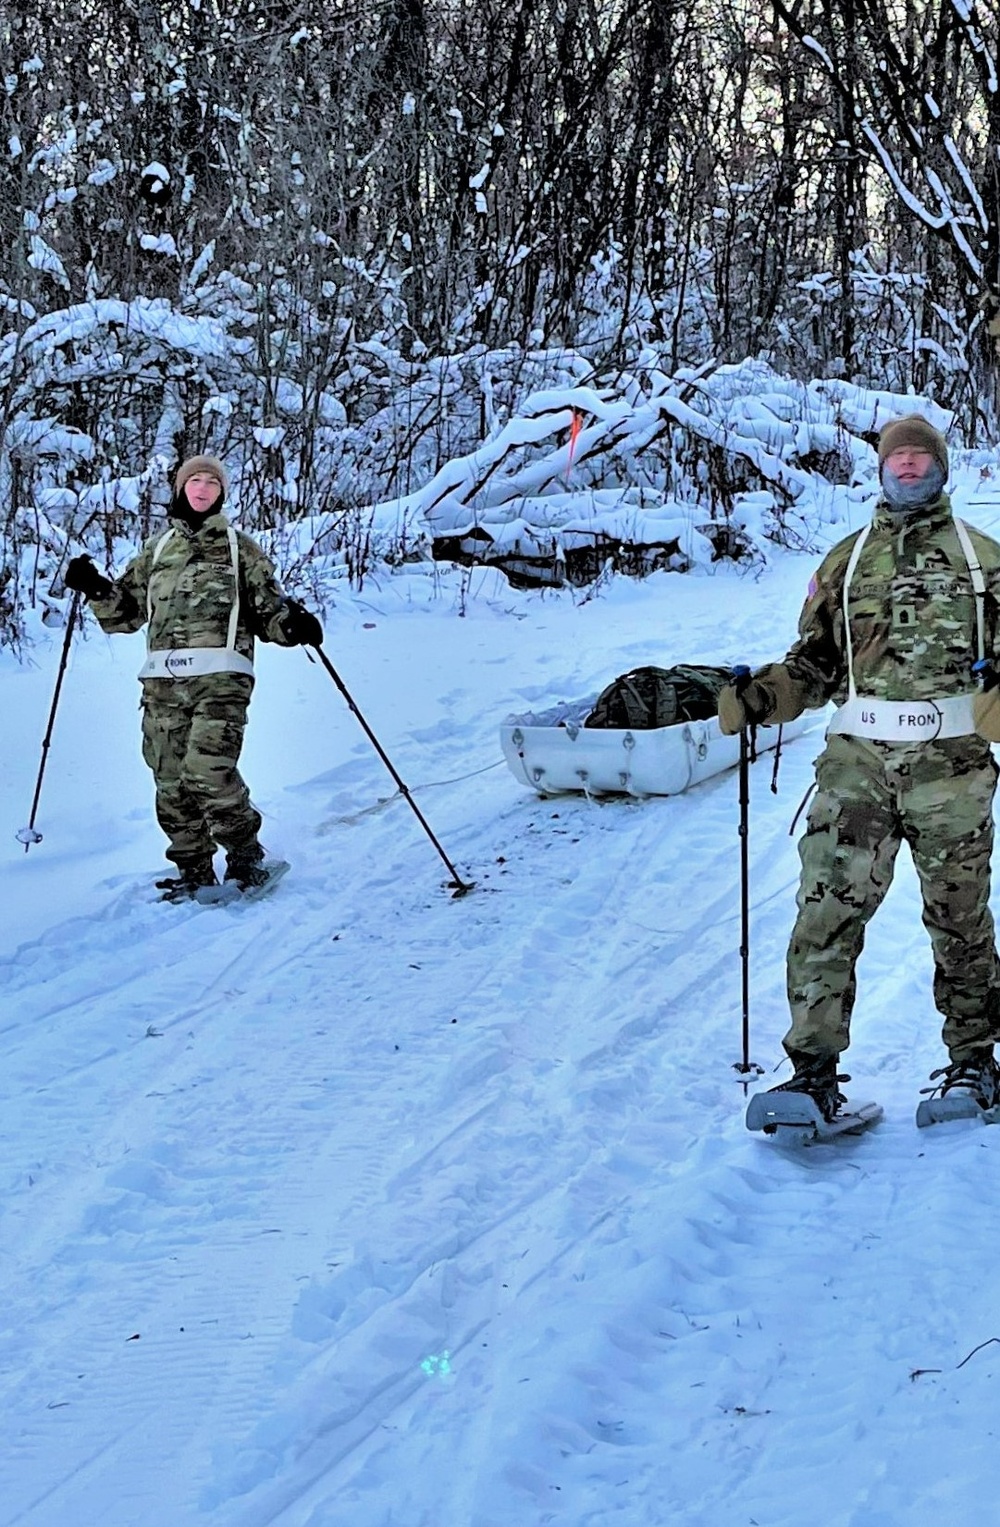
[583,664,733,731]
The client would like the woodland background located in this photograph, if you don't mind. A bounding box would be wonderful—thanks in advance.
[2,0,999,645]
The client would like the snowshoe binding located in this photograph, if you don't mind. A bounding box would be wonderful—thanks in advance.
[916,1049,1000,1128]
[746,1053,882,1144]
[156,858,219,903]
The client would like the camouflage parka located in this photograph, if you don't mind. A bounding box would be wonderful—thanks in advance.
[88,511,296,666]
[781,494,1000,709]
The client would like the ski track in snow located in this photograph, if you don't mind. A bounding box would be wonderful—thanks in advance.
[5,518,1000,1526]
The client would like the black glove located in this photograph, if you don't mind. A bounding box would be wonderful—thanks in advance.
[64,555,113,600]
[282,597,323,647]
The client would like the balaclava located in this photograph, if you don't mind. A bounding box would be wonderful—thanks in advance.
[877,415,949,513]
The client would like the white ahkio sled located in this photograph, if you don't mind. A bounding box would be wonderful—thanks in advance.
[500,698,812,799]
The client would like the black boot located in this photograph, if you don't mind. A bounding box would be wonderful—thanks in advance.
[766,1052,848,1123]
[224,842,270,891]
[156,856,219,902]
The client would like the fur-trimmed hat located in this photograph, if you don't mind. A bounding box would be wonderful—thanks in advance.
[174,454,229,496]
[877,415,948,476]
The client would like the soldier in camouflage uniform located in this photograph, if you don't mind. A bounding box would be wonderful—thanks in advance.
[719,415,1000,1120]
[65,455,323,899]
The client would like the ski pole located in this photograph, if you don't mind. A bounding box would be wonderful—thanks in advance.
[730,665,763,1088]
[306,644,475,897]
[17,590,82,852]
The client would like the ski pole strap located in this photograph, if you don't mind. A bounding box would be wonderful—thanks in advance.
[770,723,783,793]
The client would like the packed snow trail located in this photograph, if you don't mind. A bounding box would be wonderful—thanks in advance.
[5,533,1000,1527]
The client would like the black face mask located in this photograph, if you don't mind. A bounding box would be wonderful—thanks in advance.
[169,491,222,530]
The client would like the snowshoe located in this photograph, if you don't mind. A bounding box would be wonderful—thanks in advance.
[916,1050,1000,1128]
[746,1054,882,1144]
[195,857,290,906]
[746,1090,883,1144]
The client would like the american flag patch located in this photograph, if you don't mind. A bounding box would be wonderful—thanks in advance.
[807,574,818,598]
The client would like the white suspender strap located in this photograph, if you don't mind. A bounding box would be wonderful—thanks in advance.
[841,522,873,701]
[953,517,986,664]
[224,524,241,651]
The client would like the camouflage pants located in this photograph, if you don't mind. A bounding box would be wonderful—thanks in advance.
[140,674,262,868]
[786,733,1000,1063]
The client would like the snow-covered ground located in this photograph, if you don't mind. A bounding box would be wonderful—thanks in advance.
[5,476,1000,1527]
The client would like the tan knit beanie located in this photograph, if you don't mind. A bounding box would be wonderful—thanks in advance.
[877,415,948,476]
[174,454,229,496]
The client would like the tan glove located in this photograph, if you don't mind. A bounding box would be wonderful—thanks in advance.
[717,663,805,736]
[973,688,1000,742]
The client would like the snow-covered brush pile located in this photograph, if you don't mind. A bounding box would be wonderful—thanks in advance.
[0,287,952,650]
[365,360,951,588]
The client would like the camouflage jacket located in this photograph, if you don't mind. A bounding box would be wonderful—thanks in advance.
[782,494,1000,706]
[88,512,296,663]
